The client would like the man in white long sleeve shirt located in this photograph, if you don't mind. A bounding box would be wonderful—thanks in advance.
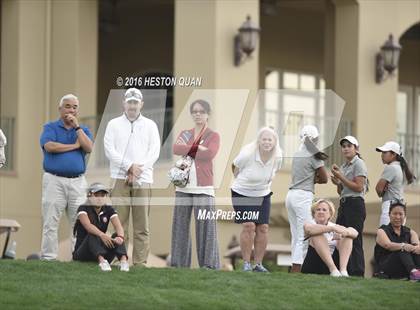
[104,88,160,265]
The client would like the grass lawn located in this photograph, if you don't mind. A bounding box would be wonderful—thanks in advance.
[0,260,418,310]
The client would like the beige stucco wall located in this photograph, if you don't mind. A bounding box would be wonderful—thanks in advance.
[1,0,49,257]
[0,0,98,258]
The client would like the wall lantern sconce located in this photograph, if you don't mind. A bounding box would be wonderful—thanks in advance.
[375,34,402,83]
[234,15,261,66]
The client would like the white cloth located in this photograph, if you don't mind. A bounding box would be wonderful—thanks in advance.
[379,200,391,226]
[104,114,160,185]
[0,129,6,146]
[40,172,87,260]
[0,129,6,167]
[231,148,281,197]
[176,161,215,196]
[285,188,313,264]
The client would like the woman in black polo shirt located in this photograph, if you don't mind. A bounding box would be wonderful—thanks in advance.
[374,201,420,281]
[73,183,129,272]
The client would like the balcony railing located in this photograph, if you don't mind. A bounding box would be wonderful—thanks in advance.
[0,117,15,171]
[397,133,420,185]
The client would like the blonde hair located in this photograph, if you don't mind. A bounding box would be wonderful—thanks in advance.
[239,126,283,167]
[311,199,336,220]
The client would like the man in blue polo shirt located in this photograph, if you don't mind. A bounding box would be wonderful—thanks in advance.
[40,94,93,260]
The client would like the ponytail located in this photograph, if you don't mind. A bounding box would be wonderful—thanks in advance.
[397,154,415,184]
[314,151,328,161]
[356,152,370,192]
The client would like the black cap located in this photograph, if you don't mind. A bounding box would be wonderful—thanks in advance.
[87,182,110,194]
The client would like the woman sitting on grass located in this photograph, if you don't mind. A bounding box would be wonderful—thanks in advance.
[374,201,420,281]
[73,182,129,272]
[301,199,358,277]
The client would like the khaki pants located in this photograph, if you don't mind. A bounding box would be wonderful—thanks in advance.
[111,179,151,265]
[41,173,87,260]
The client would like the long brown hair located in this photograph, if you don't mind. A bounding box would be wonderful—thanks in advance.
[396,154,415,184]
[356,151,370,192]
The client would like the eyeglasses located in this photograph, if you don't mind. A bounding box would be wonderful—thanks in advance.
[191,110,207,115]
[63,103,79,110]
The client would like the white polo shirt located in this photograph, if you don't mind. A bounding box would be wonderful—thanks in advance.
[104,114,160,184]
[231,148,282,197]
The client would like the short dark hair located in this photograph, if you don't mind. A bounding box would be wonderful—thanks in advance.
[190,99,211,115]
[389,200,407,215]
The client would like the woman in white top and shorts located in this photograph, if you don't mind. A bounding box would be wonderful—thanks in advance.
[302,199,358,277]
[231,127,282,272]
[285,125,328,273]
[375,141,415,226]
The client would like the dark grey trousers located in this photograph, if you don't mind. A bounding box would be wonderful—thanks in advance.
[170,192,220,269]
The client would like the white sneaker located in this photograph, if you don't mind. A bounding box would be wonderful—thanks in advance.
[340,270,349,277]
[120,260,130,272]
[99,260,112,272]
[330,269,342,277]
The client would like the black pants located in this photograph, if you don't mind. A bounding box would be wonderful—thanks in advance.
[336,197,366,277]
[379,251,420,279]
[73,233,127,263]
[301,245,340,275]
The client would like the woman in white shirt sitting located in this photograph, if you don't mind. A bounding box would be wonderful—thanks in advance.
[231,127,282,272]
[302,199,358,277]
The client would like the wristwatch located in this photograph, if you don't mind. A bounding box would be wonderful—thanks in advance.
[401,243,405,252]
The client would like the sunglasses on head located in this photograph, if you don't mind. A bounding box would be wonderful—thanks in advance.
[390,199,406,208]
[125,91,142,100]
